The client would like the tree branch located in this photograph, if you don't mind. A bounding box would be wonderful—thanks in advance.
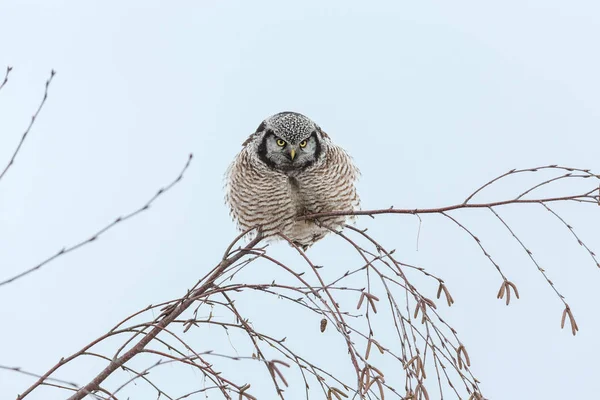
[0,69,55,183]
[0,153,193,287]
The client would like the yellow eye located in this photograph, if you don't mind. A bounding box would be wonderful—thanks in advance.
[276,139,286,147]
[299,140,307,148]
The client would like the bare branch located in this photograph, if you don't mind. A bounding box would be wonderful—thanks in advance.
[8,164,598,399]
[0,69,55,183]
[0,65,12,93]
[0,153,193,287]
[61,233,264,400]
[0,365,102,400]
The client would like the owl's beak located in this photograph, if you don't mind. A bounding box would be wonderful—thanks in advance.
[289,148,296,161]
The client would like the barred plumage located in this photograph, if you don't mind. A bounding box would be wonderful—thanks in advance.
[225,112,360,249]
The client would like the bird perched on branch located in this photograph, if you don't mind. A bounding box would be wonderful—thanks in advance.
[225,111,360,250]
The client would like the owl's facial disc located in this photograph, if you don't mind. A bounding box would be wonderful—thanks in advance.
[258,130,321,173]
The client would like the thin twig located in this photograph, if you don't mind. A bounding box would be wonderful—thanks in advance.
[0,154,193,287]
[0,65,12,93]
[0,69,55,183]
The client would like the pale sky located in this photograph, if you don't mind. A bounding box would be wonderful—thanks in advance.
[1,1,599,399]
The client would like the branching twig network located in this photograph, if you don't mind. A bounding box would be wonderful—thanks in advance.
[3,68,599,400]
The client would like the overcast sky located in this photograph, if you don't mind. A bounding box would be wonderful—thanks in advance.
[1,1,599,399]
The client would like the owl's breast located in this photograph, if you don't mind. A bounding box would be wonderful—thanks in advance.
[288,170,333,216]
[287,176,309,216]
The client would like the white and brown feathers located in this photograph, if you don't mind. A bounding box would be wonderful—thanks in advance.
[225,111,360,249]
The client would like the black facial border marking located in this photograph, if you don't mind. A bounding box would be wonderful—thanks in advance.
[257,129,278,170]
[308,131,321,167]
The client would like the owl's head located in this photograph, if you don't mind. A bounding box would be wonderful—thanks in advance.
[255,112,325,173]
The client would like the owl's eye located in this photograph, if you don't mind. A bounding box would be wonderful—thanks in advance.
[276,139,286,147]
[299,140,308,148]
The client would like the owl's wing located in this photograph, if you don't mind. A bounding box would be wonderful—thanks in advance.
[225,148,296,237]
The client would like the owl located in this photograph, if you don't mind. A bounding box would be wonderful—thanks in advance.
[225,111,360,250]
